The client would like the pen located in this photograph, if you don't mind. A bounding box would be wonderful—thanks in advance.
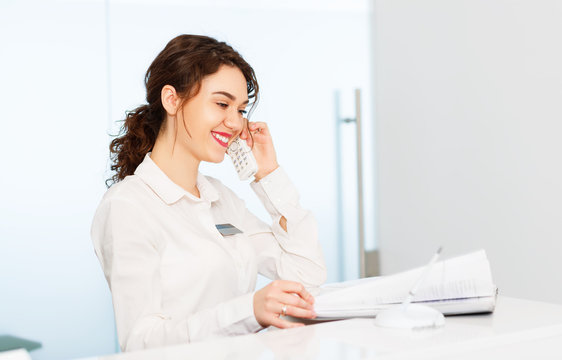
[402,246,443,309]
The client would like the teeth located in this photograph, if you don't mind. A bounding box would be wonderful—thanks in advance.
[212,133,228,143]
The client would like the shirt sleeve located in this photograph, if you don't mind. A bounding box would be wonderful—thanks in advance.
[91,197,262,352]
[247,167,327,287]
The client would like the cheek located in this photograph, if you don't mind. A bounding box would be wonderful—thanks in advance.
[183,104,226,140]
[210,110,226,126]
[181,108,206,136]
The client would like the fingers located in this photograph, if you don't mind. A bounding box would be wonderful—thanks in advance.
[238,118,248,140]
[248,121,269,136]
[269,280,317,319]
[280,302,317,319]
[271,280,315,306]
[254,280,316,328]
[245,133,254,148]
[239,126,249,141]
[264,293,316,320]
[277,292,313,311]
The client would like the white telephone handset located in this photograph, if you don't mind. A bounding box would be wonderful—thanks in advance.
[227,137,258,180]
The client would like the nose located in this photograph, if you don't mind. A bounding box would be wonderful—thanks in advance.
[223,110,244,134]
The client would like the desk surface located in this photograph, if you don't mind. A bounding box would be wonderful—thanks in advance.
[84,296,562,359]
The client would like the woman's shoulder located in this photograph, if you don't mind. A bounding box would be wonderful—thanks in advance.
[98,174,151,208]
[91,175,163,250]
[92,175,158,230]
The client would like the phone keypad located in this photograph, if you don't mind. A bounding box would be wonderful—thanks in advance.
[227,137,258,180]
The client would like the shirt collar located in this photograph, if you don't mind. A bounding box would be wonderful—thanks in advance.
[134,153,219,205]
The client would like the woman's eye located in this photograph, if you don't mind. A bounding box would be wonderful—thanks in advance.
[217,103,228,108]
[238,109,247,115]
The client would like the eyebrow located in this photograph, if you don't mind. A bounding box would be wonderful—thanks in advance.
[212,91,249,105]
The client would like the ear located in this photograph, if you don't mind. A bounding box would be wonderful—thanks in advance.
[161,85,180,116]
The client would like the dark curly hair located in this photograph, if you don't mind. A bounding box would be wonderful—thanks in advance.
[106,34,259,187]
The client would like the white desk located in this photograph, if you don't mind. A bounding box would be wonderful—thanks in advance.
[84,297,562,359]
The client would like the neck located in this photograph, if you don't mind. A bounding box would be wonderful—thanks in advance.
[151,131,200,198]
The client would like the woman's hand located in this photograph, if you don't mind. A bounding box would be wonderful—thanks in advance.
[253,280,317,329]
[240,120,279,181]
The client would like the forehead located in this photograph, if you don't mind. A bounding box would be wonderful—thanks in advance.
[200,65,248,101]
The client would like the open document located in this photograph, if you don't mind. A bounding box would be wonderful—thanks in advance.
[313,250,497,319]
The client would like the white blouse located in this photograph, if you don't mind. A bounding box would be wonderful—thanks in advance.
[91,154,327,351]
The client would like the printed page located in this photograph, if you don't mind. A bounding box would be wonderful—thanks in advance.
[314,250,496,314]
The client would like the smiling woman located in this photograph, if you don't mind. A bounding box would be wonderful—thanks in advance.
[90,34,327,352]
[106,35,258,187]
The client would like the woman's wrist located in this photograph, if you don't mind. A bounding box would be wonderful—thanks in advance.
[254,163,279,182]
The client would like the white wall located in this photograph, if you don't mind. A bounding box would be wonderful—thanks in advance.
[373,0,562,303]
[0,1,116,359]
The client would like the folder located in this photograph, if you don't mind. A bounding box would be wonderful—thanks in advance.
[313,250,497,319]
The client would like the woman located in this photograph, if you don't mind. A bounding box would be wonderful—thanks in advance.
[91,34,327,351]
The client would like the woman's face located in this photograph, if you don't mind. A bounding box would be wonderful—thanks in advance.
[179,65,249,163]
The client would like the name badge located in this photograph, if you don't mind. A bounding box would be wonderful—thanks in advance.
[215,223,242,236]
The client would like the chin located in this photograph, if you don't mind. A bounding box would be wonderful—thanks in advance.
[208,153,226,164]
